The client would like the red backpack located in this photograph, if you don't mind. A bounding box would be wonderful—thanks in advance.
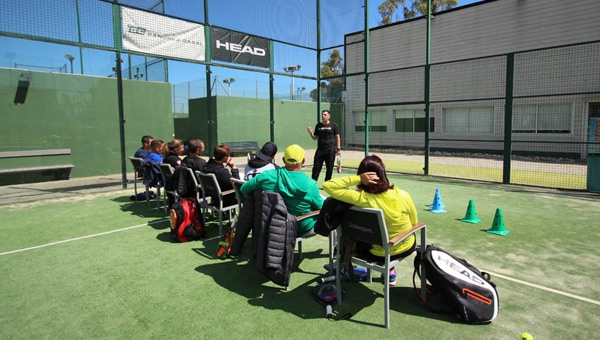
[169,198,205,242]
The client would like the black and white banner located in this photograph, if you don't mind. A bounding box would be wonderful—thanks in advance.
[121,7,205,61]
[211,28,270,68]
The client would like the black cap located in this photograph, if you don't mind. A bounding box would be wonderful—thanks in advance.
[256,142,278,162]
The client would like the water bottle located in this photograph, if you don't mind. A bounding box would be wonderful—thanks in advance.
[320,276,335,283]
[325,305,333,319]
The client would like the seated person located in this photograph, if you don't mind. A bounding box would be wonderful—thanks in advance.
[181,139,206,172]
[244,142,278,181]
[163,139,184,168]
[240,144,323,237]
[322,155,418,286]
[202,144,240,207]
[134,135,153,159]
[146,139,164,163]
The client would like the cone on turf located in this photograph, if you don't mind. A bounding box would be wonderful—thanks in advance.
[428,189,446,213]
[486,208,510,236]
[460,199,481,224]
[429,188,441,207]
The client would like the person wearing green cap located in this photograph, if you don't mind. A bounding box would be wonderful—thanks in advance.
[240,144,324,237]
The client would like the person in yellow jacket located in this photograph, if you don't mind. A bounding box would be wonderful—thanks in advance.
[322,155,418,285]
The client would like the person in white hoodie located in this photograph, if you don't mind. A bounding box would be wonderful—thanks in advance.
[244,142,279,181]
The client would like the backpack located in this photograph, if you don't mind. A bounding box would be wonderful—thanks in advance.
[413,245,499,324]
[169,197,205,242]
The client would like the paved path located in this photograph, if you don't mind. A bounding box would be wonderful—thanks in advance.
[0,149,591,206]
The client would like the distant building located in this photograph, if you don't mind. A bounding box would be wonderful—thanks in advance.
[344,0,600,158]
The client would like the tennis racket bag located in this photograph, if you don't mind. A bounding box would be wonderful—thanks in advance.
[169,198,205,242]
[413,245,499,324]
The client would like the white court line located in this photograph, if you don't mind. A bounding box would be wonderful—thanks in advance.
[2,226,599,307]
[485,270,600,306]
[0,219,168,256]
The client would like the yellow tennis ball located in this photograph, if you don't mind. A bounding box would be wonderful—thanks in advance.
[520,333,533,340]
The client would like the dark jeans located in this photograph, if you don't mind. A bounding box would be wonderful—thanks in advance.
[311,148,336,182]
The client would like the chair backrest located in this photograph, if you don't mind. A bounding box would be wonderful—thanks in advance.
[230,178,245,210]
[129,157,144,173]
[196,171,221,198]
[159,163,174,177]
[187,167,199,189]
[341,206,388,247]
[158,163,175,190]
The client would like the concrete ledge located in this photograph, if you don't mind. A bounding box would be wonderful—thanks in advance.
[0,149,71,159]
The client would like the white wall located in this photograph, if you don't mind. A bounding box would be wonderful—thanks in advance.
[344,0,600,157]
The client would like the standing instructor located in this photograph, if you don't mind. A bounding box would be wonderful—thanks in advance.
[307,109,341,182]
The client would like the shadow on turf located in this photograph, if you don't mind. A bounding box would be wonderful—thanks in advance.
[111,196,169,223]
[191,233,461,327]
[194,256,339,322]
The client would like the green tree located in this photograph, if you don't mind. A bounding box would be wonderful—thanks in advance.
[378,0,405,25]
[378,0,457,25]
[404,0,457,19]
[310,49,344,103]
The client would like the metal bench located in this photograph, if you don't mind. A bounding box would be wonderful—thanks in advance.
[0,149,72,159]
[0,149,74,185]
[222,141,260,157]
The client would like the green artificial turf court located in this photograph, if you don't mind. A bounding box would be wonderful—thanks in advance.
[1,173,599,340]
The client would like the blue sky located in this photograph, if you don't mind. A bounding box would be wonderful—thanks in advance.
[0,0,486,102]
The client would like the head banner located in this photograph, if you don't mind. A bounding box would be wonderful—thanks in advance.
[211,28,270,68]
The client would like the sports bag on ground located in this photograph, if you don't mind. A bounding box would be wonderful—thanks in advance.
[413,245,499,324]
[169,197,205,242]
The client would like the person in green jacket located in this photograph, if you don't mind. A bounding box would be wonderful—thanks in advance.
[323,155,418,285]
[241,144,324,237]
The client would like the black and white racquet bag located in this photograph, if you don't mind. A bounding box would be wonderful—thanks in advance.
[413,245,499,324]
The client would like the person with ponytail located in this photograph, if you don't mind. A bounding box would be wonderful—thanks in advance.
[322,155,417,285]
[163,139,184,168]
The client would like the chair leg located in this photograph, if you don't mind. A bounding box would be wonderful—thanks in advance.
[218,211,223,238]
[328,231,335,275]
[420,228,427,304]
[335,230,343,305]
[145,186,150,206]
[384,272,390,329]
[297,238,303,259]
[156,187,161,209]
[199,200,206,227]
[133,177,138,201]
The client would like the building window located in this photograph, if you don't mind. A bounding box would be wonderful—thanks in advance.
[513,103,572,134]
[394,109,434,132]
[442,107,494,133]
[354,110,387,132]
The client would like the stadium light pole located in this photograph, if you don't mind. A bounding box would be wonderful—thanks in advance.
[64,54,75,74]
[283,64,301,100]
[297,86,306,101]
[223,78,235,96]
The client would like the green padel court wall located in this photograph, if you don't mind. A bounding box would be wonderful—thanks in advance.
[0,68,173,179]
[184,96,342,152]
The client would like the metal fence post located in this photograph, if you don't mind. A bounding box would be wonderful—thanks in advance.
[503,53,515,184]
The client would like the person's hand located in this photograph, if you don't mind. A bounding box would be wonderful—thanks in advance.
[336,148,341,156]
[360,172,379,186]
[307,127,313,134]
[226,157,236,169]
